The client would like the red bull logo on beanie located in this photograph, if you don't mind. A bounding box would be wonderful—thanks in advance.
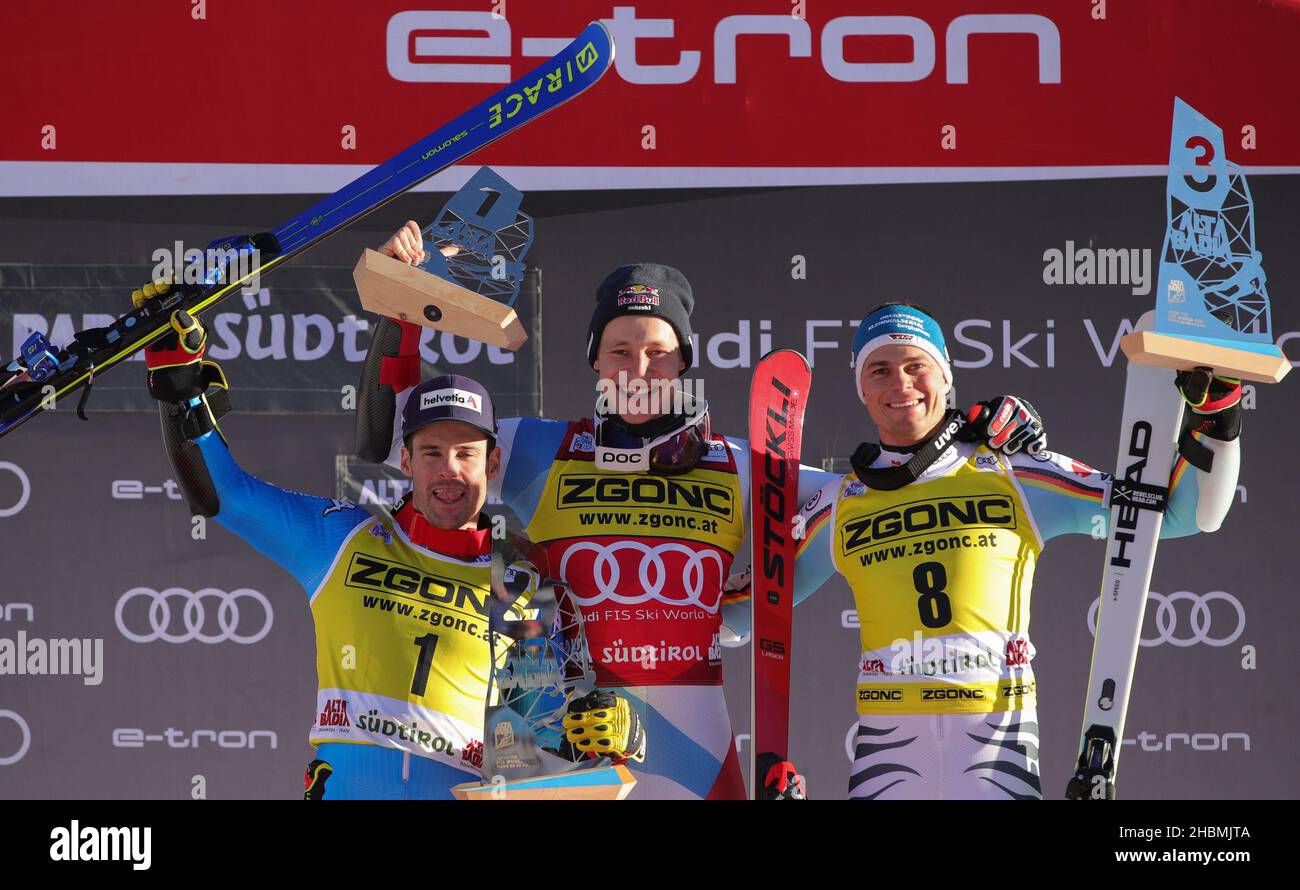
[420,388,482,413]
[617,284,660,307]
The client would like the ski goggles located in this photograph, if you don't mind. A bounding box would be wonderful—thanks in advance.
[593,396,712,476]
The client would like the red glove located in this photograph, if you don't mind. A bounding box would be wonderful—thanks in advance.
[966,395,1046,456]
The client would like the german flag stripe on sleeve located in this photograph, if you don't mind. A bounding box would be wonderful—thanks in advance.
[795,502,833,557]
[1013,467,1106,502]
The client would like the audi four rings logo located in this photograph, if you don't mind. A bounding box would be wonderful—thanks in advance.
[0,710,31,766]
[115,588,274,644]
[559,540,725,612]
[1087,591,1245,647]
[0,462,31,518]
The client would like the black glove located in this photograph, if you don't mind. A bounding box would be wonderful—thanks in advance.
[303,759,334,800]
[757,752,806,800]
[1176,367,1241,441]
[145,310,230,438]
[964,395,1046,456]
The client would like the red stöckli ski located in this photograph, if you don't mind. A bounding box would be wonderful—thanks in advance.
[749,349,811,798]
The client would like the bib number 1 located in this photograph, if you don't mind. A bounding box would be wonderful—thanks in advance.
[410,633,441,696]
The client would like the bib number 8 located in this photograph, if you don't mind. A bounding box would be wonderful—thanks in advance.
[912,562,952,629]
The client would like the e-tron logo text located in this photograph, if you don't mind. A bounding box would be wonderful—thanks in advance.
[111,479,183,501]
[0,462,31,518]
[559,540,725,612]
[115,588,273,645]
[557,474,734,519]
[387,10,1061,86]
[1120,731,1250,753]
[0,710,31,765]
[840,495,1014,553]
[112,727,278,749]
[1087,591,1245,647]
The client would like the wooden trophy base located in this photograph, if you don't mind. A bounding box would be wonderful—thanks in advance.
[451,763,636,801]
[1121,329,1291,383]
[353,248,528,351]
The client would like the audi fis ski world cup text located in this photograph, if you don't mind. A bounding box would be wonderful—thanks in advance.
[667,316,1300,372]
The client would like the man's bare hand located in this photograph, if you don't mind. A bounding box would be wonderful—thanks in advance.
[379,221,459,265]
[379,220,425,265]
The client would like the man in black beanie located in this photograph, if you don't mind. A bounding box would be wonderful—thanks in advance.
[583,263,707,459]
[362,230,776,797]
[586,263,696,370]
[494,258,778,798]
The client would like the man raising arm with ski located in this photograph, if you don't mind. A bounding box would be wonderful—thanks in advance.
[143,312,643,799]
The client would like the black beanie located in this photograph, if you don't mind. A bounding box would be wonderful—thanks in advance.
[585,263,695,369]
